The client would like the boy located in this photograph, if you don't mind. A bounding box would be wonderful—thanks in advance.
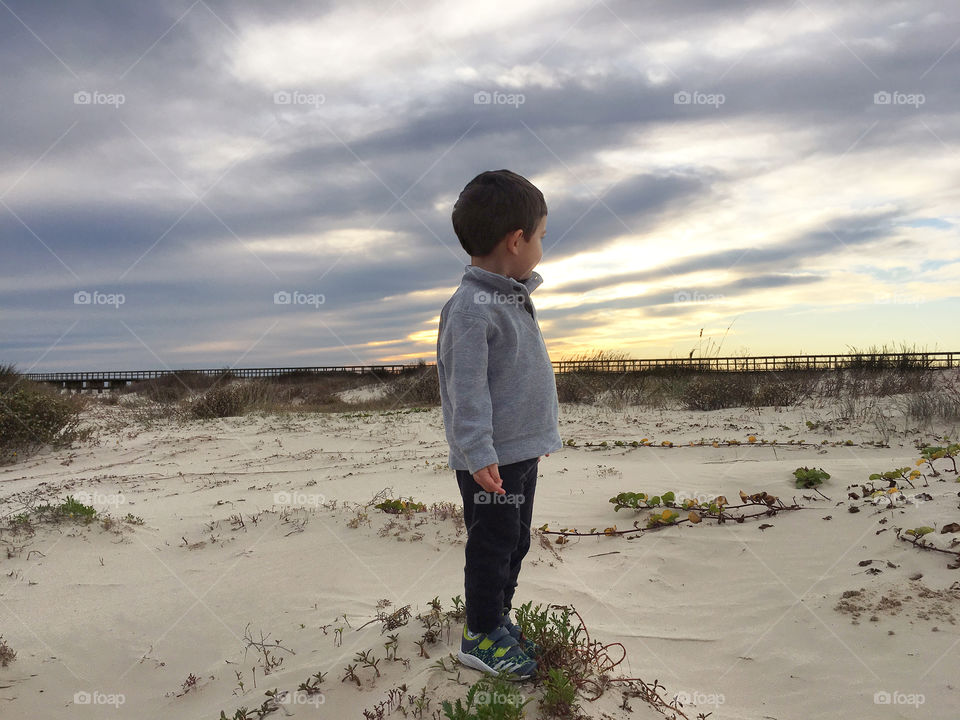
[436,169,562,680]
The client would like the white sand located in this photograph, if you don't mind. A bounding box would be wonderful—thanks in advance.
[336,384,391,404]
[1,395,958,719]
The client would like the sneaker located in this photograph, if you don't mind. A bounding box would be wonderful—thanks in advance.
[458,625,537,679]
[499,609,542,659]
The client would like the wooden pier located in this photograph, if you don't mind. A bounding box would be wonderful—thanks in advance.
[22,352,958,393]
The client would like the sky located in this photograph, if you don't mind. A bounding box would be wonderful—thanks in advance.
[1,0,959,373]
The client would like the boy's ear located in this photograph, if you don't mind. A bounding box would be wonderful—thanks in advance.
[504,228,524,254]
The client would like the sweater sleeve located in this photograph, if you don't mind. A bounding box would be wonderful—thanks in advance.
[439,311,498,475]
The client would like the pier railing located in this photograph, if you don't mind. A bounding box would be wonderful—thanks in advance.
[21,351,957,388]
[551,351,957,373]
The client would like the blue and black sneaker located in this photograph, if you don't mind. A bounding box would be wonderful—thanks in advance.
[500,608,543,659]
[458,624,537,680]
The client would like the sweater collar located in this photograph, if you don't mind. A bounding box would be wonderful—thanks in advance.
[464,265,543,295]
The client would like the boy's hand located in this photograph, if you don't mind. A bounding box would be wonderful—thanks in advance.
[473,463,506,495]
[538,453,550,461]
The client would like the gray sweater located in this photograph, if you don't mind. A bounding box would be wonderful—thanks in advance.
[436,264,563,475]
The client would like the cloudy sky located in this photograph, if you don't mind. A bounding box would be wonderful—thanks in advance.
[2,0,958,373]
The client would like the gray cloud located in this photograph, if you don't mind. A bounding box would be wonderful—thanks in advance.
[1,0,957,370]
[555,207,903,295]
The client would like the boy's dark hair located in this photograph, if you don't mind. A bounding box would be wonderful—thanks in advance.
[451,169,547,256]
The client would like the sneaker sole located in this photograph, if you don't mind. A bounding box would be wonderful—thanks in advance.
[457,650,536,680]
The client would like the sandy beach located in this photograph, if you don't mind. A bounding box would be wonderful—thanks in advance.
[1,390,958,719]
[3,0,959,716]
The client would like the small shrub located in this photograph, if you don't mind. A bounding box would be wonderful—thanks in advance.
[6,495,99,533]
[35,495,98,523]
[0,369,89,464]
[442,673,531,720]
[0,636,15,667]
[189,384,247,419]
[513,603,588,687]
[540,667,580,719]
[374,498,426,514]
[0,363,20,391]
[127,369,235,404]
[681,374,754,410]
[752,379,804,407]
[554,372,602,404]
[903,389,960,426]
[387,366,440,406]
[793,466,830,488]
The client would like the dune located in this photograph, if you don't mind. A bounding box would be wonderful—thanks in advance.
[0,392,958,719]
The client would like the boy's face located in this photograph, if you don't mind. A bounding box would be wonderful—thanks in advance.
[516,214,546,279]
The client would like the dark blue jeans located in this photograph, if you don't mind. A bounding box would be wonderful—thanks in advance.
[455,457,539,634]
